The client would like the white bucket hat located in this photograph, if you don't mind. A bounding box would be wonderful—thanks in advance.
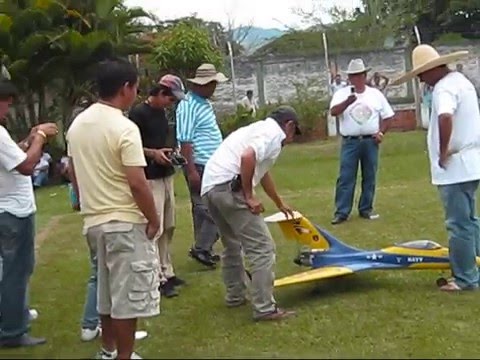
[187,63,228,85]
[346,58,371,75]
[391,44,469,85]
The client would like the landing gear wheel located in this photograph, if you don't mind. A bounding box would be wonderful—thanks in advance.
[436,277,448,287]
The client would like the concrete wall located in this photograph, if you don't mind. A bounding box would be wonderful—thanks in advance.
[213,43,480,114]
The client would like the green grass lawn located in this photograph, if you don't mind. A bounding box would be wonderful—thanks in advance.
[3,130,480,359]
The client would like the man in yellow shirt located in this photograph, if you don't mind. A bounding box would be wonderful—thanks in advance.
[67,59,159,360]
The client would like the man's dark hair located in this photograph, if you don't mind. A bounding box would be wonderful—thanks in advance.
[149,84,173,97]
[247,90,253,96]
[96,59,138,100]
[0,80,18,100]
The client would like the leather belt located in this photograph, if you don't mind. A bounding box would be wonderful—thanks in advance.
[342,135,374,140]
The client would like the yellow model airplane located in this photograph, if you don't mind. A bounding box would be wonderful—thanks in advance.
[264,211,480,288]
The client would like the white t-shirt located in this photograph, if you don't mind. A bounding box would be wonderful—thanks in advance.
[330,86,395,136]
[330,81,347,95]
[201,118,286,196]
[0,125,36,217]
[427,71,480,185]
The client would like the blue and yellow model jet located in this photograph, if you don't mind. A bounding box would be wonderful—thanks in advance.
[264,211,480,288]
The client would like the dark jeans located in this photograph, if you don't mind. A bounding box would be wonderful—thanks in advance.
[0,212,35,340]
[183,164,219,253]
[334,136,379,219]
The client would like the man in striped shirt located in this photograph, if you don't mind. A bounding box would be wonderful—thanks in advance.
[176,64,228,267]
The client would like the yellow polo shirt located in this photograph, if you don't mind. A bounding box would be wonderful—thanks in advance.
[67,102,147,230]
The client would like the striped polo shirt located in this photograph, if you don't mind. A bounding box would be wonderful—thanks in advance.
[176,92,223,166]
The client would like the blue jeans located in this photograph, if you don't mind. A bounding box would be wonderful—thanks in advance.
[0,212,35,340]
[81,236,99,329]
[334,137,379,219]
[32,171,48,188]
[438,180,480,289]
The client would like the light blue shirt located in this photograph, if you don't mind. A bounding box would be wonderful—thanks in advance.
[176,92,223,166]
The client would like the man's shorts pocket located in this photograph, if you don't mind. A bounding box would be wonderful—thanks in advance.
[103,222,135,253]
[128,260,160,312]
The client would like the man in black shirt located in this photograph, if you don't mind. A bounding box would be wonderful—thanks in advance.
[129,75,186,298]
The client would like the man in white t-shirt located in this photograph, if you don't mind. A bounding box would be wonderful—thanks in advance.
[0,80,58,348]
[392,45,480,291]
[329,59,395,225]
[240,90,258,116]
[201,106,300,322]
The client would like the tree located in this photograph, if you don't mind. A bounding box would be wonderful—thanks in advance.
[0,0,153,138]
[149,18,224,82]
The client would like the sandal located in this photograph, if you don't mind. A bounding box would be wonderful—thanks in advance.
[440,281,462,292]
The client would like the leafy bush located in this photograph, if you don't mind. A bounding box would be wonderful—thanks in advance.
[218,79,329,139]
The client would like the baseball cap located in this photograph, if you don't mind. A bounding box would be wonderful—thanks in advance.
[269,105,302,135]
[159,74,186,101]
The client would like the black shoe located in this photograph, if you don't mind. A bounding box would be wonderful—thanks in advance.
[360,212,380,220]
[189,248,216,267]
[169,276,186,287]
[160,280,178,298]
[210,253,221,263]
[0,334,46,348]
[331,216,347,225]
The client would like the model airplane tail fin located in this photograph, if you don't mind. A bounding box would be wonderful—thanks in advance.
[315,227,362,254]
[264,211,330,250]
[264,211,362,253]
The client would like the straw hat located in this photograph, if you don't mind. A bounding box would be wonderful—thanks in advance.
[391,44,469,85]
[187,63,228,85]
[346,58,371,74]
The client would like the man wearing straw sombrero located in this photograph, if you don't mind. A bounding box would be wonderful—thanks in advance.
[176,63,228,267]
[392,44,480,291]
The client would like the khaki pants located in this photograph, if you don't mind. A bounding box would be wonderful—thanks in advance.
[86,221,160,320]
[203,182,277,319]
[148,176,175,281]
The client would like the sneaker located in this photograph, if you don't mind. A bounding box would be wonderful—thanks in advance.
[360,212,380,220]
[0,334,46,348]
[188,248,216,267]
[131,352,142,359]
[210,253,221,262]
[160,280,178,298]
[331,216,347,225]
[169,276,186,287]
[29,309,38,321]
[254,307,296,322]
[81,326,101,342]
[94,348,117,360]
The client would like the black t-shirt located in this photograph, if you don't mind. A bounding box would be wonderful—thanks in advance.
[129,102,175,180]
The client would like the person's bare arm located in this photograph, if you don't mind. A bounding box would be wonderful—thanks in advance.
[15,133,46,176]
[179,143,196,174]
[439,113,453,160]
[124,166,158,225]
[330,94,356,117]
[379,116,395,134]
[240,147,256,200]
[144,147,172,165]
[260,172,282,207]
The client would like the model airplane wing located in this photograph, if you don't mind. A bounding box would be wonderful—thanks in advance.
[274,266,354,287]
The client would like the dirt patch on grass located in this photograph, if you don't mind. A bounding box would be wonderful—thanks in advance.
[35,215,68,251]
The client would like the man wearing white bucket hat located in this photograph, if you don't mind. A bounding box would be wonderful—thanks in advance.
[330,58,395,225]
[176,63,228,267]
[393,44,480,291]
